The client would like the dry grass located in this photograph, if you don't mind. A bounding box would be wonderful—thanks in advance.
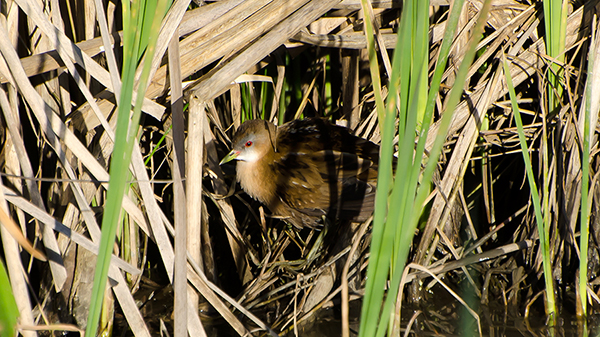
[0,0,599,336]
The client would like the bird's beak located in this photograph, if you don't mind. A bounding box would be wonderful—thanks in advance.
[219,149,240,165]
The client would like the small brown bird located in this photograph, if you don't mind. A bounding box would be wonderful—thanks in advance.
[220,118,381,229]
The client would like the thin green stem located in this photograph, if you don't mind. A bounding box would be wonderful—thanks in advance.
[502,55,556,319]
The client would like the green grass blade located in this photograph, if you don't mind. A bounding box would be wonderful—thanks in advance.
[360,0,483,335]
[383,2,492,336]
[543,0,567,113]
[84,1,169,336]
[502,54,557,318]
[0,260,18,337]
[358,0,395,334]
[579,21,596,317]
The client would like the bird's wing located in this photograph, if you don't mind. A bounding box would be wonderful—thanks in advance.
[275,150,377,222]
[310,150,378,221]
[275,152,329,209]
[277,118,380,162]
[310,150,375,178]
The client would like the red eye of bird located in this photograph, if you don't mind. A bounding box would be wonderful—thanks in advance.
[245,141,253,147]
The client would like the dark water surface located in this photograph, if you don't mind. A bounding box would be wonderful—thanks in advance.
[116,281,600,336]
[285,300,600,337]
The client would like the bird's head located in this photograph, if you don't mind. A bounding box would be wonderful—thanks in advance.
[220,120,277,165]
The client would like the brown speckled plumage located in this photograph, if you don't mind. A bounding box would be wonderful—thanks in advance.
[221,118,380,229]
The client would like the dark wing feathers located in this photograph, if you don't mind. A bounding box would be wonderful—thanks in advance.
[272,119,379,228]
[276,118,380,163]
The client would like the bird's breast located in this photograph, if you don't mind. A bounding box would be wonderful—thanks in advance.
[236,160,278,205]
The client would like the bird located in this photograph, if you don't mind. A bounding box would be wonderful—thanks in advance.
[220,118,381,229]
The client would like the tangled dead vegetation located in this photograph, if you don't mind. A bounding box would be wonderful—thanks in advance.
[1,0,600,336]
